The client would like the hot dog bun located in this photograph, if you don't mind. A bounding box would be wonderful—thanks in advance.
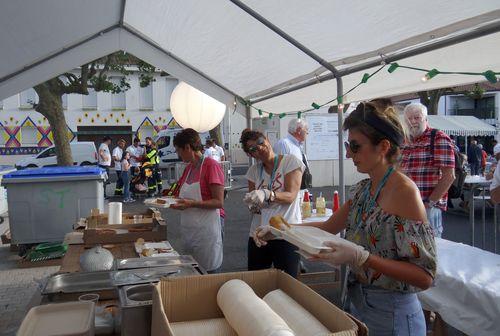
[269,216,290,230]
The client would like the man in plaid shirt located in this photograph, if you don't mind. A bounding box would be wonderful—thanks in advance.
[400,103,455,238]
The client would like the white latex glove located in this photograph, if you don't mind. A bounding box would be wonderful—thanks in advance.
[243,192,254,205]
[314,239,370,267]
[252,226,275,247]
[248,189,272,206]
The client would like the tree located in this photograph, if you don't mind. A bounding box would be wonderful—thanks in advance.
[417,88,451,115]
[32,52,156,166]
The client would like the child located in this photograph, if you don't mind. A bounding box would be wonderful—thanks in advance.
[121,151,134,203]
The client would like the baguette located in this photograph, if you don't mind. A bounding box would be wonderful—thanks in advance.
[269,216,291,230]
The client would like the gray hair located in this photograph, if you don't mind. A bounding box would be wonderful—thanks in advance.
[288,118,308,134]
[403,103,428,118]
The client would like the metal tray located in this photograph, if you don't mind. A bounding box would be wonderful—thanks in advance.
[110,264,201,286]
[115,255,197,270]
[42,270,114,295]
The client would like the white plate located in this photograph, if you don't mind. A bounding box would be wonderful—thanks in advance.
[134,240,178,257]
[144,197,178,208]
[269,226,339,255]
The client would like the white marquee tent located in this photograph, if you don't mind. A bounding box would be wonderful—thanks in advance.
[2,1,500,324]
[1,0,500,190]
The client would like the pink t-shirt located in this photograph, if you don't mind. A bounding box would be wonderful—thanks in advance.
[176,157,225,217]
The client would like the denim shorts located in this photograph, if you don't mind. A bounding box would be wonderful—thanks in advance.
[348,283,426,336]
[426,207,443,238]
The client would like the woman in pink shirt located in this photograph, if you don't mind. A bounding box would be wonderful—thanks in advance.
[170,128,225,273]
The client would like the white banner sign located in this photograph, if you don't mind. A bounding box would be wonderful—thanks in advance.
[305,114,339,160]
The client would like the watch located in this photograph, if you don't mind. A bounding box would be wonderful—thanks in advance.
[269,190,276,203]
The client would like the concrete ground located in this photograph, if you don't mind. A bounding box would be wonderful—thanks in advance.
[0,175,496,335]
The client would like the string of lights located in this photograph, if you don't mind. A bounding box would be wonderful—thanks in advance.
[239,63,499,120]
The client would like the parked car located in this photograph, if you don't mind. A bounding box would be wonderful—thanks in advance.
[15,141,98,169]
[155,129,210,168]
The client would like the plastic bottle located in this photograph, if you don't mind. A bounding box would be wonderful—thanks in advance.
[333,191,340,212]
[302,190,312,219]
[316,192,326,216]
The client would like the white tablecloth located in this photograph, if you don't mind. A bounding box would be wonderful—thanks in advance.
[300,208,332,224]
[418,238,500,336]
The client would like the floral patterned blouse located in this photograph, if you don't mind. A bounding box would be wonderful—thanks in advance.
[346,179,437,293]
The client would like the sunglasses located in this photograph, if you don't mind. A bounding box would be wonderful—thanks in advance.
[344,140,363,154]
[246,137,266,154]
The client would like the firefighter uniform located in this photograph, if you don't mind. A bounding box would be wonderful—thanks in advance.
[145,145,162,195]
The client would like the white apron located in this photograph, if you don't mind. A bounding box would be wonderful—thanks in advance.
[179,160,223,272]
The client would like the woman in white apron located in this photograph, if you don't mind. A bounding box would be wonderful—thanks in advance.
[170,129,224,273]
[240,129,304,277]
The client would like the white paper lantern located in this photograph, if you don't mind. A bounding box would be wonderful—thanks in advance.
[170,82,226,132]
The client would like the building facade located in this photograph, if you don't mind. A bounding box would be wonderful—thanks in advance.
[0,71,184,158]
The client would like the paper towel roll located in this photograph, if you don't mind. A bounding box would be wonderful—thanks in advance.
[217,279,294,336]
[263,289,330,336]
[171,318,237,336]
[108,202,122,224]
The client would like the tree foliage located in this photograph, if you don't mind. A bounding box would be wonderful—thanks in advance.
[32,51,157,166]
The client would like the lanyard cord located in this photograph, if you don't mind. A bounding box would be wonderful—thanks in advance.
[186,156,204,183]
[260,155,279,190]
[352,166,394,238]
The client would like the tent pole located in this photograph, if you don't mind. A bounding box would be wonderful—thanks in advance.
[336,77,349,309]
[229,0,349,307]
[465,135,468,155]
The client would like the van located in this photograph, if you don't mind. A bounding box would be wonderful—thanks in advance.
[155,129,210,168]
[15,141,98,169]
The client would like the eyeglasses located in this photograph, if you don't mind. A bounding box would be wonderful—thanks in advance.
[246,137,265,154]
[344,140,363,154]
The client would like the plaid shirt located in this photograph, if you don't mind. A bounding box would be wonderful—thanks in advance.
[400,127,455,211]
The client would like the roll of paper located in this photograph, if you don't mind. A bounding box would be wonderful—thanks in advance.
[263,289,330,336]
[217,279,294,336]
[108,202,122,224]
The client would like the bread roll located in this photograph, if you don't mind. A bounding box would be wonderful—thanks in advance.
[269,216,290,230]
[217,279,294,336]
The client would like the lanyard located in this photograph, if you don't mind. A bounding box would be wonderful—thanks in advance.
[352,166,394,238]
[260,155,279,190]
[186,156,204,183]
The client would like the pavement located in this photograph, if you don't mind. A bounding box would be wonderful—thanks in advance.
[0,175,497,334]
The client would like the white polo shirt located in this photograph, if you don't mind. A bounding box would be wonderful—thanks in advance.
[112,146,123,171]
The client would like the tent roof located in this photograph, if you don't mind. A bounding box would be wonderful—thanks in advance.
[427,115,497,136]
[1,0,500,114]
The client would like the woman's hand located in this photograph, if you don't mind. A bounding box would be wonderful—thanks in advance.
[170,198,196,210]
[311,240,369,267]
[252,226,275,247]
[245,189,272,206]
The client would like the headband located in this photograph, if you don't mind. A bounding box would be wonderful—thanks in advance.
[360,104,404,146]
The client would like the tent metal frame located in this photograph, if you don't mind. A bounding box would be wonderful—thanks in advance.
[1,0,499,308]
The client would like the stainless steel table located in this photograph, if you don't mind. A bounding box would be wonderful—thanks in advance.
[464,175,496,250]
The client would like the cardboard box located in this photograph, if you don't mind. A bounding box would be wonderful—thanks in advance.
[82,208,167,245]
[152,269,367,336]
[77,208,164,228]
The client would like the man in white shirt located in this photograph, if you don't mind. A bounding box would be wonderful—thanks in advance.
[214,140,226,162]
[112,139,126,196]
[126,137,145,176]
[204,139,222,162]
[273,118,311,190]
[98,136,112,198]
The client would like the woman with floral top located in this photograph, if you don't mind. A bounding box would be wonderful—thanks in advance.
[255,101,436,335]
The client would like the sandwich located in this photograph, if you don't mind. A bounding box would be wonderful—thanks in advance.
[269,216,291,231]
